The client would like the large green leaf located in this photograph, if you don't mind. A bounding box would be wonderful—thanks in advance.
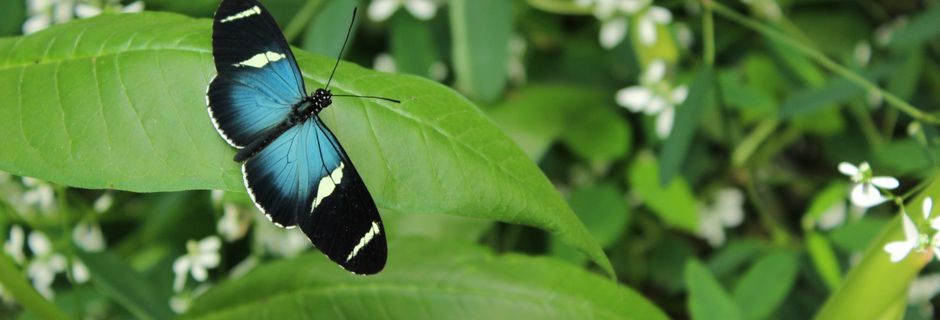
[184,238,668,319]
[0,13,613,274]
[730,251,798,319]
[685,259,743,320]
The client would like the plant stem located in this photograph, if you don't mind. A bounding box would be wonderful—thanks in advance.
[283,0,325,43]
[706,1,940,124]
[702,2,715,66]
[0,253,70,320]
[732,118,780,167]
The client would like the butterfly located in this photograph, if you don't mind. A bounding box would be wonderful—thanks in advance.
[206,0,394,274]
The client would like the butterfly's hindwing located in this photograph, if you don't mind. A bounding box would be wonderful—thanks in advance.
[298,118,387,274]
[207,0,305,147]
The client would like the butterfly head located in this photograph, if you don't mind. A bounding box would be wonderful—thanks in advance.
[312,88,333,107]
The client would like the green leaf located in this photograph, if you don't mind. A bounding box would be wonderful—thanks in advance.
[567,183,629,247]
[685,260,743,320]
[628,152,698,233]
[885,48,924,101]
[75,250,174,320]
[487,84,621,161]
[800,181,848,231]
[828,216,890,252]
[0,13,613,275]
[390,12,440,78]
[185,238,668,319]
[660,67,712,185]
[806,231,842,291]
[0,0,25,37]
[450,0,512,101]
[300,0,358,57]
[525,0,592,15]
[560,104,631,163]
[889,4,940,51]
[778,77,861,119]
[731,251,798,319]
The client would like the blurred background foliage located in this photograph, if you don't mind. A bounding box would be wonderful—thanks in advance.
[2,0,940,318]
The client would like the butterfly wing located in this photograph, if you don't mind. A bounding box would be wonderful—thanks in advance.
[243,118,387,274]
[207,0,306,147]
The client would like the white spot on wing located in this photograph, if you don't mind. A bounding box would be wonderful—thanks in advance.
[232,51,287,68]
[220,5,261,23]
[206,75,243,148]
[346,222,381,262]
[311,162,344,211]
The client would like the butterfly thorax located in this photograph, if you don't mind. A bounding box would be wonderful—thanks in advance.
[233,88,333,163]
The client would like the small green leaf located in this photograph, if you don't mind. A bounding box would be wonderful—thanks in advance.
[889,4,940,51]
[185,238,668,319]
[391,12,440,78]
[806,232,842,290]
[300,0,358,57]
[706,239,766,278]
[660,67,713,185]
[778,77,861,119]
[801,181,848,231]
[886,48,924,101]
[487,85,615,160]
[731,251,798,319]
[560,104,631,163]
[685,259,744,320]
[567,183,629,247]
[0,13,613,275]
[75,250,174,320]
[450,0,512,101]
[629,152,698,233]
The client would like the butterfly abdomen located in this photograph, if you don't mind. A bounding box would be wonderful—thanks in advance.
[233,120,295,162]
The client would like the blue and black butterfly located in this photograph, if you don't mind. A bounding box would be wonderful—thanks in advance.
[207,0,394,274]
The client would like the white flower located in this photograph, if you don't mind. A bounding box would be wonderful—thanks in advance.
[255,218,309,258]
[874,17,908,47]
[93,192,114,213]
[599,17,628,49]
[673,22,694,50]
[909,273,940,304]
[169,284,210,314]
[210,190,225,207]
[23,0,145,34]
[635,6,671,46]
[616,60,687,138]
[817,201,847,230]
[22,177,56,214]
[26,231,67,299]
[884,198,932,263]
[853,41,872,66]
[172,236,221,292]
[71,261,90,284]
[838,162,899,208]
[697,188,745,247]
[428,61,448,81]
[217,204,251,242]
[368,0,437,22]
[4,225,26,264]
[373,53,397,73]
[73,222,106,252]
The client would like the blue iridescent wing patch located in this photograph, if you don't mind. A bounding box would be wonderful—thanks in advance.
[208,0,387,274]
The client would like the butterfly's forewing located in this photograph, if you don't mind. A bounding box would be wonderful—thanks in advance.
[207,0,305,147]
[243,118,387,274]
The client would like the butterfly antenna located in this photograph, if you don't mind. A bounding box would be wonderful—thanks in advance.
[325,7,357,89]
[333,94,401,104]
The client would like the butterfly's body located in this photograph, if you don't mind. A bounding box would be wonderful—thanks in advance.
[207,0,388,274]
[233,89,333,162]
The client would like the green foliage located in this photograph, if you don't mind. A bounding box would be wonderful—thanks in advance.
[2,0,940,318]
[184,238,667,320]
